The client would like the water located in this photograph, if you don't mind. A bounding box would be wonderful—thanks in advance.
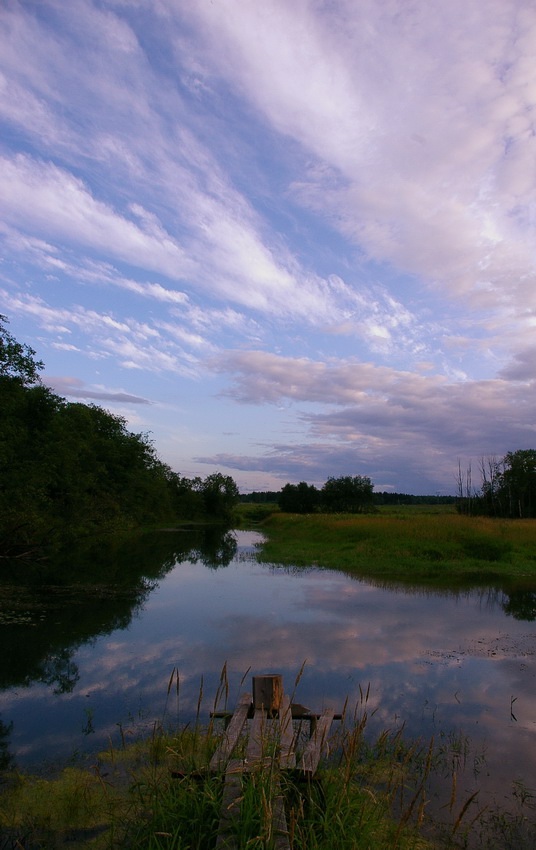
[1,528,535,825]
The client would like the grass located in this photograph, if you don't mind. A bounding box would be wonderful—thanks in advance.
[256,509,536,585]
[235,502,281,525]
[1,694,534,849]
[0,720,432,850]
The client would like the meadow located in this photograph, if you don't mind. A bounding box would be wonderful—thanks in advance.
[256,507,536,586]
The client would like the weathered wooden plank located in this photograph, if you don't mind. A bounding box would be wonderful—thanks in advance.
[215,765,242,850]
[299,708,335,774]
[272,788,291,850]
[211,709,343,721]
[278,693,296,769]
[210,692,252,771]
[246,707,265,761]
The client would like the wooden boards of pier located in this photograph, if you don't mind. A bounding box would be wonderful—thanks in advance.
[209,675,337,850]
[210,692,251,771]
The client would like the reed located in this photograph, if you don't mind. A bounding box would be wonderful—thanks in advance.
[1,671,533,849]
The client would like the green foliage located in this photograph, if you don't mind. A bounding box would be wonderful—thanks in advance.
[0,721,435,850]
[278,476,375,514]
[200,473,240,521]
[499,449,536,517]
[240,491,280,503]
[279,481,320,513]
[375,492,457,506]
[458,450,536,518]
[321,475,374,513]
[0,319,239,553]
[0,314,44,384]
[7,704,527,849]
[235,502,279,524]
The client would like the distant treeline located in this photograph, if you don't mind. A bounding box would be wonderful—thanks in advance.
[240,491,280,503]
[241,489,456,507]
[374,492,456,505]
[0,315,239,555]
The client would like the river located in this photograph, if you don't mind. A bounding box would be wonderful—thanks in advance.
[1,527,535,841]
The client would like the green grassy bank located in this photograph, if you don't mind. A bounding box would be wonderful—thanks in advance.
[256,509,536,585]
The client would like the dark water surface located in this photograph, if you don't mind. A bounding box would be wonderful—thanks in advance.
[1,528,535,822]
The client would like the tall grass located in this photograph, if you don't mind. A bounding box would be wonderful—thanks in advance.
[0,721,434,849]
[257,511,536,584]
[2,714,529,848]
[1,666,534,849]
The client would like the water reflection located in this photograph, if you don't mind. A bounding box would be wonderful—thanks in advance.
[0,528,534,831]
[502,589,536,620]
[339,570,536,623]
[185,528,238,569]
[273,564,536,621]
[0,716,13,771]
[1,528,237,695]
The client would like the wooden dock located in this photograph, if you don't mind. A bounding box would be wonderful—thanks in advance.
[206,674,339,850]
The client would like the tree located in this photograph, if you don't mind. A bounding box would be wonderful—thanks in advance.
[0,315,242,549]
[321,475,374,513]
[200,473,240,520]
[456,449,536,518]
[278,482,320,513]
[497,449,536,518]
[0,315,43,384]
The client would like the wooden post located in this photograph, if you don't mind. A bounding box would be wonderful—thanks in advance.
[252,675,283,711]
[206,674,339,850]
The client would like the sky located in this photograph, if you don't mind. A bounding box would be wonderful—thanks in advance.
[1,0,536,495]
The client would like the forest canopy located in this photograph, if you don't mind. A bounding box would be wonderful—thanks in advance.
[0,316,239,555]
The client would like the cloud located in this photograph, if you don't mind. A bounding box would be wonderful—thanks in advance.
[0,3,359,327]
[0,0,445,337]
[0,143,375,331]
[4,0,536,340]
[0,290,202,376]
[50,343,81,352]
[0,154,194,279]
[194,444,448,493]
[211,350,448,405]
[201,350,536,490]
[176,0,536,319]
[45,376,152,404]
[2,0,536,494]
[499,345,536,381]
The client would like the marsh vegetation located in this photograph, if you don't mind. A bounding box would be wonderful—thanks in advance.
[257,508,536,585]
[3,675,534,850]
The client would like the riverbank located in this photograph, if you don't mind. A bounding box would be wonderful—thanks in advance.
[3,710,534,849]
[257,510,536,585]
[0,712,485,850]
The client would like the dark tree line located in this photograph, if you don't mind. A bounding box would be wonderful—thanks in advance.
[278,475,374,514]
[374,492,456,505]
[457,450,536,518]
[240,491,280,503]
[0,316,239,554]
[242,489,456,507]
